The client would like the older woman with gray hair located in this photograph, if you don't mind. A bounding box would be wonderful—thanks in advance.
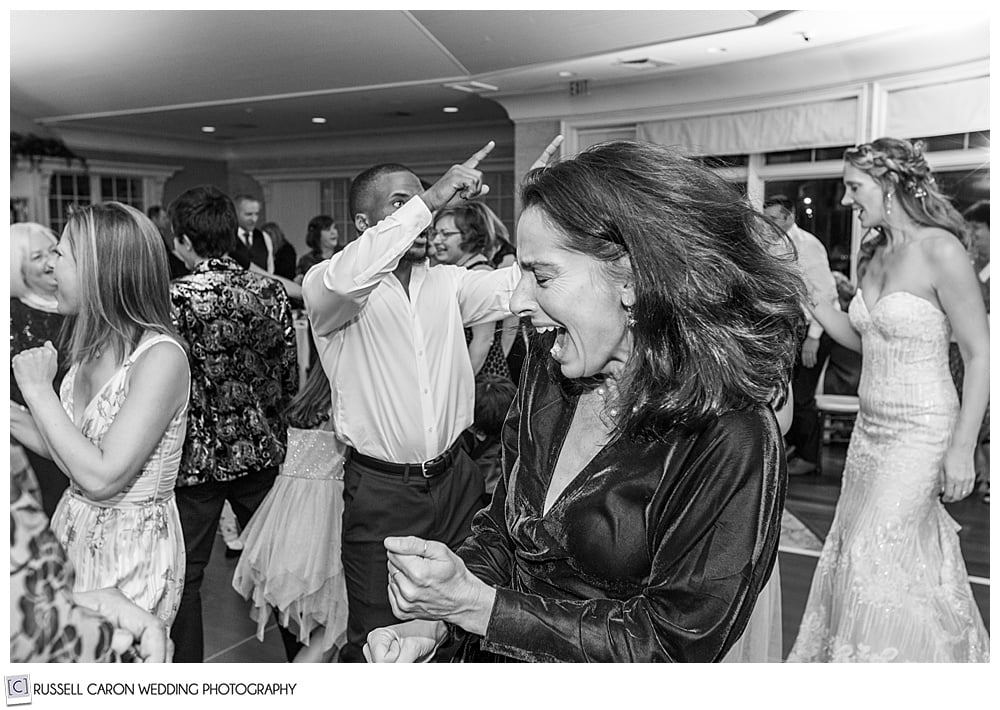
[10,222,68,517]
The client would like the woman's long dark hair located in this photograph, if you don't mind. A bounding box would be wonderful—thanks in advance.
[285,360,331,430]
[845,137,971,271]
[305,215,335,257]
[521,140,804,439]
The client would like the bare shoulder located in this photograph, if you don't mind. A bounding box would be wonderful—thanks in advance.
[130,339,190,384]
[916,227,967,264]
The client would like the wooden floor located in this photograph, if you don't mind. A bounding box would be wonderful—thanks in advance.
[201,441,990,662]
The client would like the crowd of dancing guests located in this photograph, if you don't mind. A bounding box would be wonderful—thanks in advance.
[9,135,989,663]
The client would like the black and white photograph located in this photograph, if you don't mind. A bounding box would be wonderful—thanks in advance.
[7,7,989,694]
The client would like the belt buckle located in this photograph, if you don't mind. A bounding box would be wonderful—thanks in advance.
[420,460,433,478]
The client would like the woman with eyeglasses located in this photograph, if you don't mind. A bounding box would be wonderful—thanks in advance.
[431,203,513,381]
[364,141,802,662]
[787,138,989,662]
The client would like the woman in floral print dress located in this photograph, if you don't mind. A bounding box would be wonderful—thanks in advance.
[11,203,189,626]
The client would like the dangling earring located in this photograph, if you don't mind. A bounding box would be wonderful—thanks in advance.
[884,190,895,218]
[624,305,636,328]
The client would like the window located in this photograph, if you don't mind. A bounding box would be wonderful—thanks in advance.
[100,176,143,209]
[49,172,147,235]
[765,146,852,165]
[478,169,516,238]
[319,177,353,246]
[695,153,748,169]
[911,130,990,152]
[48,173,92,235]
[935,167,990,214]
[909,131,990,215]
[764,179,854,275]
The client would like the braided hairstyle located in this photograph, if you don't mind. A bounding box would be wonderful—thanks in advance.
[845,137,970,270]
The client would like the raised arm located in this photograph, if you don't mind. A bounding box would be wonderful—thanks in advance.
[13,341,190,502]
[303,141,497,337]
[455,263,521,328]
[301,198,433,337]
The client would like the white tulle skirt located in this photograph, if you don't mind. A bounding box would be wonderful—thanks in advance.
[722,560,783,663]
[232,428,348,652]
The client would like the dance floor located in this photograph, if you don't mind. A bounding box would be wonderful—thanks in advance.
[201,441,990,662]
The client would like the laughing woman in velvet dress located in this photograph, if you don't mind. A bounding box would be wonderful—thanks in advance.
[364,140,804,663]
[10,203,190,625]
[787,138,989,662]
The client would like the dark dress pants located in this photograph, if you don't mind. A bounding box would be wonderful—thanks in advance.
[785,332,834,465]
[337,447,485,662]
[170,466,284,662]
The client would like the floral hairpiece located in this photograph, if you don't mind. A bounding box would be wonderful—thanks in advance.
[850,141,932,199]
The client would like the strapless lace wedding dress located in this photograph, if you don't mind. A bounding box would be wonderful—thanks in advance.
[787,290,989,662]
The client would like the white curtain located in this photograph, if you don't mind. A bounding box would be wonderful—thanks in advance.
[885,76,989,140]
[637,98,858,155]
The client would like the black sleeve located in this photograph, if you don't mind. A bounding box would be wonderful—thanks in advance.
[479,411,785,662]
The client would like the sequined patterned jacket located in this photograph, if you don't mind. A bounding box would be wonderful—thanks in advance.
[170,257,297,486]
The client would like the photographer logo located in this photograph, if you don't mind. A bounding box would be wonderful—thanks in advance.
[5,676,31,706]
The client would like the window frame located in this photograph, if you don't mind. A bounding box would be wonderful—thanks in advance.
[12,158,181,235]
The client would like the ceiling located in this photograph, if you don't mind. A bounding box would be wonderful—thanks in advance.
[9,9,989,145]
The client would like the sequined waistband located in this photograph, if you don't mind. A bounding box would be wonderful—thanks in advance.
[281,463,345,481]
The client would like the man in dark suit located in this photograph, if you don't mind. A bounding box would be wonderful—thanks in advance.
[148,205,189,280]
[231,194,273,272]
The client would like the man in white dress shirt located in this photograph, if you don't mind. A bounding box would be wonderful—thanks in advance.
[302,142,519,661]
[764,194,839,476]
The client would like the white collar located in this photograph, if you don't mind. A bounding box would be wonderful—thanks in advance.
[19,292,60,313]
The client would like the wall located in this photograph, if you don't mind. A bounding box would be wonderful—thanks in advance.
[161,159,231,208]
[494,20,989,130]
[513,120,561,215]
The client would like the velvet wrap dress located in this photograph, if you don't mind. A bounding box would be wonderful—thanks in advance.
[452,341,786,662]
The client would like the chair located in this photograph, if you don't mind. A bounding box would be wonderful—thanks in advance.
[814,357,860,476]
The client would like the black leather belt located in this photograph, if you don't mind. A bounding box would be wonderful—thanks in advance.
[349,439,462,478]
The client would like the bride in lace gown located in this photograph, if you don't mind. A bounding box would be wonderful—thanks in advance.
[787,138,989,662]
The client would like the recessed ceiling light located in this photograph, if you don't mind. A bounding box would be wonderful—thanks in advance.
[443,106,459,113]
[201,126,216,133]
[707,47,726,53]
[311,117,327,124]
[558,71,575,78]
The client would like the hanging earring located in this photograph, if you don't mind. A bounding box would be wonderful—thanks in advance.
[624,305,636,328]
[884,190,894,218]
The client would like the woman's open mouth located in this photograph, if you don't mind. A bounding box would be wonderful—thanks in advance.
[534,324,568,358]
